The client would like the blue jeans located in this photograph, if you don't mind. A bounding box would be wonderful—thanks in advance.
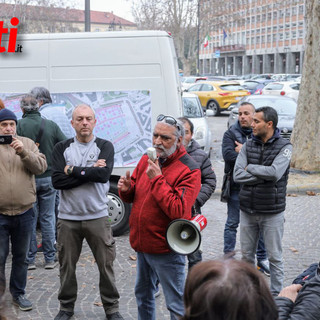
[240,211,285,295]
[0,208,34,298]
[135,252,185,320]
[27,177,57,264]
[223,190,267,261]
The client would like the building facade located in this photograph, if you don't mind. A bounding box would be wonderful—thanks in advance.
[199,0,306,76]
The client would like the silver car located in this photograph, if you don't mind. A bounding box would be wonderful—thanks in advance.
[182,92,213,155]
[227,95,297,140]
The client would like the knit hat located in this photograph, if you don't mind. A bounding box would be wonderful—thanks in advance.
[0,108,17,124]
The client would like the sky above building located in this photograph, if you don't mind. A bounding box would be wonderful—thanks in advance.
[74,0,134,22]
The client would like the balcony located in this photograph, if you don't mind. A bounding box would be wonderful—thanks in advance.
[213,44,246,53]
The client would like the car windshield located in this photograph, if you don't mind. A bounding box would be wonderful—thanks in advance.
[248,98,297,115]
[264,83,284,90]
[243,81,259,89]
[182,97,203,118]
[219,84,245,91]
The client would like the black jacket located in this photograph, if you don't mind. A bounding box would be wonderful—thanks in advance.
[222,121,252,190]
[275,263,320,320]
[187,139,216,212]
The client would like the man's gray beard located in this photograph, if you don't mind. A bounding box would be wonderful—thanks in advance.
[154,140,177,158]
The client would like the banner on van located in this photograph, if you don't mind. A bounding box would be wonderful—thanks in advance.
[1,90,151,168]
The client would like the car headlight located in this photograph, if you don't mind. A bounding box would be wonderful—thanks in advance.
[194,127,205,140]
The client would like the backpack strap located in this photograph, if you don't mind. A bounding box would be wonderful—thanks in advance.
[35,119,45,147]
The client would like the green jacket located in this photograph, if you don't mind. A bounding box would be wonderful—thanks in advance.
[17,110,66,178]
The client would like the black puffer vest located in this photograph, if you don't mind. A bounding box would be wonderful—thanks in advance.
[239,133,291,215]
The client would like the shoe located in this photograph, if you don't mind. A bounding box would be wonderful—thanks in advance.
[106,311,124,320]
[54,310,74,320]
[45,261,58,269]
[257,259,270,277]
[28,264,36,270]
[154,286,161,298]
[12,295,32,311]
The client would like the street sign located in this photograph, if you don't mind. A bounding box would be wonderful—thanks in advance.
[215,50,220,58]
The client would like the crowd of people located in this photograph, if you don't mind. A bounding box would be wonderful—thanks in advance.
[0,90,319,320]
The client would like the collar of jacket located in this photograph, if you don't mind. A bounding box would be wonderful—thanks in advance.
[159,145,187,167]
[22,110,41,118]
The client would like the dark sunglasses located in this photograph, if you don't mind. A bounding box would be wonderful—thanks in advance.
[157,114,182,133]
[157,114,177,126]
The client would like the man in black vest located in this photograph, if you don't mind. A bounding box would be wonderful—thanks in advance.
[234,106,292,296]
[222,102,270,277]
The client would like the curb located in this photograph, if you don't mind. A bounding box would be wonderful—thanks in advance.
[214,184,320,196]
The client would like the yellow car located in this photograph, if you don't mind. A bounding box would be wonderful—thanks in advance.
[186,81,250,116]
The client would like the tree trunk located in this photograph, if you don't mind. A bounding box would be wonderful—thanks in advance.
[290,0,320,172]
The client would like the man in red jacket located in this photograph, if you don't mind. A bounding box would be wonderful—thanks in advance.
[118,114,201,320]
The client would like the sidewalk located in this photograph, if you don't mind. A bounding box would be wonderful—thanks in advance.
[211,158,320,195]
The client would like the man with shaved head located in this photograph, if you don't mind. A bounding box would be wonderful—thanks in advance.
[52,104,123,320]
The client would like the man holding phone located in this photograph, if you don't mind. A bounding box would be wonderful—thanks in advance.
[0,108,47,312]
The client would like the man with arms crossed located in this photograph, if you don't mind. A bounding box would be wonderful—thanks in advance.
[118,114,201,319]
[52,104,123,320]
[234,106,292,296]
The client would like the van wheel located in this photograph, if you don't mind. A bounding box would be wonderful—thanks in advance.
[207,101,220,116]
[108,181,131,236]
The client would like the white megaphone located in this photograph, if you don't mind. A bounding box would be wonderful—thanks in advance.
[166,214,207,255]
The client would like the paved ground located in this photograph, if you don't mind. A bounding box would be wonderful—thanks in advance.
[2,189,319,320]
[2,114,320,319]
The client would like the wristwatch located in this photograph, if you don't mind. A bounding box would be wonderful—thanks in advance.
[67,166,74,175]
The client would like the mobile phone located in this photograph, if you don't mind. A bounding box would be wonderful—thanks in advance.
[147,147,157,162]
[0,135,13,144]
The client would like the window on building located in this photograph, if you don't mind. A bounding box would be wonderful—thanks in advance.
[251,16,255,23]
[285,32,290,39]
[273,11,277,19]
[285,8,290,16]
[256,36,260,43]
[298,30,304,38]
[268,12,272,20]
[262,13,266,20]
[279,33,284,40]
[292,7,297,15]
[257,15,261,22]
[267,27,271,33]
[299,5,304,14]
[267,34,271,42]
[261,35,265,43]
[251,36,255,44]
[292,31,297,38]
[298,21,304,27]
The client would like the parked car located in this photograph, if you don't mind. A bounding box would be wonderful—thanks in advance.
[227,95,297,140]
[186,81,250,116]
[181,76,207,90]
[242,79,273,94]
[251,73,274,80]
[261,81,300,101]
[182,92,213,155]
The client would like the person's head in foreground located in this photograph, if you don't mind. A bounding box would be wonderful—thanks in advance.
[181,259,278,320]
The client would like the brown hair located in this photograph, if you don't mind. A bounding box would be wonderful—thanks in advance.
[181,259,278,320]
[0,99,5,110]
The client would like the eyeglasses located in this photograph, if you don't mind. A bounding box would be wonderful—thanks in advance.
[157,114,177,126]
[157,114,182,133]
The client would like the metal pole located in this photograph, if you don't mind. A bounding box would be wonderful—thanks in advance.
[85,0,90,32]
[197,0,200,75]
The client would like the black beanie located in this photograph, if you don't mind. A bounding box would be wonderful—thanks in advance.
[0,109,17,124]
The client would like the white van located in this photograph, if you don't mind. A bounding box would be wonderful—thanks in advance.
[0,31,182,235]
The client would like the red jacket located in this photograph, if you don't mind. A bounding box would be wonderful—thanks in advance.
[119,146,201,254]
